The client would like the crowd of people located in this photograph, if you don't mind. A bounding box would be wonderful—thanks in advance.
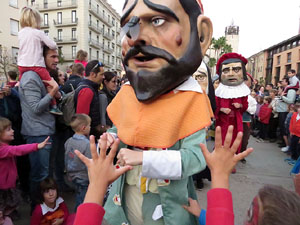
[1,2,300,225]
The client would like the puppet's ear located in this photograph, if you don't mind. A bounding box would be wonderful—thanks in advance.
[197,15,213,57]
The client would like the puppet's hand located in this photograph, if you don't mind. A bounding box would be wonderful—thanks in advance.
[117,149,143,166]
[232,102,242,109]
[220,108,231,114]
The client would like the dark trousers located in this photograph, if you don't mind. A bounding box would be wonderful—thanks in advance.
[290,135,300,160]
[241,122,251,153]
[278,112,289,142]
[268,114,279,139]
[258,122,268,139]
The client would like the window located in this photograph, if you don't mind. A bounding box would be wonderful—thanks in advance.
[102,24,105,33]
[57,0,62,7]
[112,30,115,38]
[112,56,115,65]
[89,31,92,41]
[9,0,18,8]
[89,48,92,60]
[277,55,280,65]
[103,39,105,47]
[11,47,18,64]
[57,29,62,41]
[108,15,110,23]
[97,20,99,28]
[293,41,298,48]
[287,52,292,63]
[112,43,115,50]
[44,30,49,36]
[10,19,19,36]
[103,53,105,62]
[57,12,62,24]
[44,0,48,8]
[96,50,99,59]
[97,4,99,13]
[97,35,99,43]
[44,14,48,26]
[72,28,76,40]
[112,18,115,26]
[102,10,105,17]
[72,10,76,23]
[31,0,35,6]
[72,46,77,58]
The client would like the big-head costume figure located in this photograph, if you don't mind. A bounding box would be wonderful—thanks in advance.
[104,0,213,224]
[215,53,250,152]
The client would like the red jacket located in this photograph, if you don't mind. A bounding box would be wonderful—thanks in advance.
[0,143,38,189]
[258,103,272,124]
[290,112,300,137]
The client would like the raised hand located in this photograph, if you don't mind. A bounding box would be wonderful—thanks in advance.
[75,134,132,205]
[37,136,51,149]
[200,126,253,189]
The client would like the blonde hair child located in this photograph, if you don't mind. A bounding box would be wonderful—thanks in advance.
[18,6,62,115]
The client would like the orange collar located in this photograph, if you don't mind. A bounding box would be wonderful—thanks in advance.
[107,85,213,148]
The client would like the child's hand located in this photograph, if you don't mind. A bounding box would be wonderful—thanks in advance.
[182,198,202,217]
[75,134,132,205]
[200,126,253,189]
[52,218,64,225]
[37,136,51,149]
[43,78,59,89]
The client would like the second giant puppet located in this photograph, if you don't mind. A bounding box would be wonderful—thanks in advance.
[215,53,250,152]
[103,0,213,225]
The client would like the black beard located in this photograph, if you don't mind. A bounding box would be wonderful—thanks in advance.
[124,26,203,102]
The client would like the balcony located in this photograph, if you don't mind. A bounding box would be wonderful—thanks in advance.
[54,18,78,27]
[102,45,113,54]
[89,39,101,49]
[40,23,49,29]
[116,39,121,46]
[88,4,113,27]
[116,52,122,58]
[54,36,78,44]
[88,21,101,34]
[62,54,76,62]
[35,0,77,12]
[103,32,114,40]
[117,64,123,71]
[103,60,113,67]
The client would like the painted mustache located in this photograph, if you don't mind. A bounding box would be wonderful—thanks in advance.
[123,45,177,67]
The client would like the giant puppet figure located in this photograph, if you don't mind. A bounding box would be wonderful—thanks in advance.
[103,0,213,225]
[215,53,250,153]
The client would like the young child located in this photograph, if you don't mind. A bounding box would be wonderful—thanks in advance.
[30,178,74,225]
[289,103,300,161]
[257,96,272,142]
[64,114,91,210]
[284,69,300,94]
[281,104,295,153]
[0,117,49,222]
[17,6,62,115]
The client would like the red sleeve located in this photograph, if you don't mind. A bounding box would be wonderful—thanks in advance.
[60,202,69,224]
[0,143,38,158]
[206,188,234,225]
[30,205,43,225]
[241,96,249,113]
[73,203,105,225]
[76,88,94,115]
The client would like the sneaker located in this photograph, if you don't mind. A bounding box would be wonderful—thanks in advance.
[50,108,63,115]
[281,146,289,152]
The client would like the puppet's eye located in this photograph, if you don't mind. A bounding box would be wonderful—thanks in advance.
[152,17,165,27]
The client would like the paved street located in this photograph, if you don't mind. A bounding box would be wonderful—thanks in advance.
[15,136,295,225]
[198,136,295,225]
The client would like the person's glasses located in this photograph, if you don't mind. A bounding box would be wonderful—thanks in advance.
[92,61,104,71]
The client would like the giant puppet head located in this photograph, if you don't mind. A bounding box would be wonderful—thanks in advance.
[121,0,213,102]
[216,53,248,87]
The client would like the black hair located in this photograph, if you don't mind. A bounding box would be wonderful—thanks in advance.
[219,58,247,82]
[8,71,18,80]
[267,83,274,88]
[85,60,102,77]
[103,71,117,82]
[282,77,290,85]
[288,69,296,74]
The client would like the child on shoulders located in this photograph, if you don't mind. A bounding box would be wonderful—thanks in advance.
[18,7,62,115]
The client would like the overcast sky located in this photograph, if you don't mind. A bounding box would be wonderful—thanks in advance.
[107,0,300,57]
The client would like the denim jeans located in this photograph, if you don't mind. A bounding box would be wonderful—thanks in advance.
[72,178,89,211]
[25,135,53,211]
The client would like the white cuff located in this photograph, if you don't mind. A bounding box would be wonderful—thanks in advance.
[142,151,182,180]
